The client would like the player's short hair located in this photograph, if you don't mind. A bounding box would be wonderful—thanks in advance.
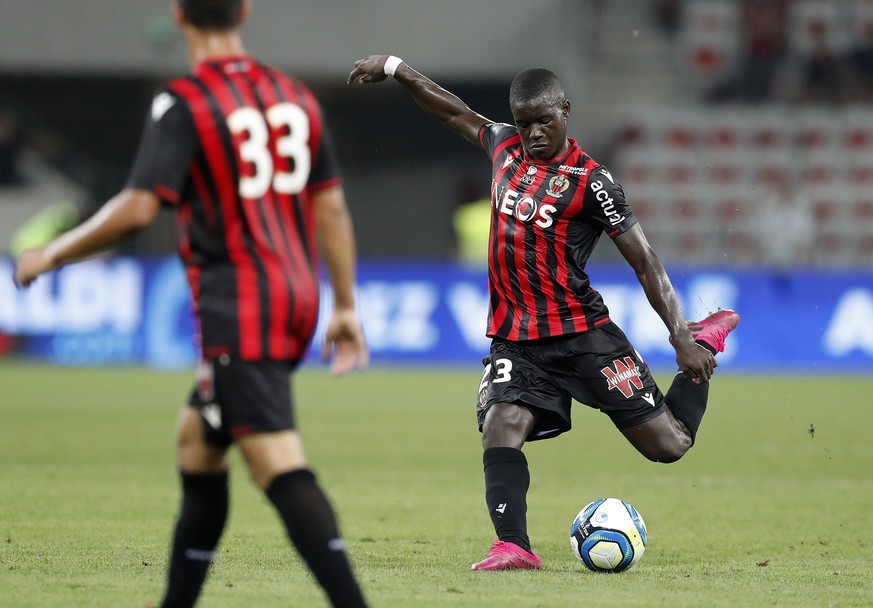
[509,68,566,107]
[179,0,243,30]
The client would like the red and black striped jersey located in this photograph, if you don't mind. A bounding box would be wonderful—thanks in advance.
[479,123,638,341]
[126,55,341,362]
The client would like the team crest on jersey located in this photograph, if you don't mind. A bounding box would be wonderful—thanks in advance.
[600,356,644,398]
[520,166,538,185]
[546,174,571,198]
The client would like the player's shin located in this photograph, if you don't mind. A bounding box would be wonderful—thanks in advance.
[160,471,229,608]
[266,469,367,608]
[483,447,532,552]
[664,372,710,444]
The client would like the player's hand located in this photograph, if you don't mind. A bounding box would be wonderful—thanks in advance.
[321,307,369,376]
[14,247,54,287]
[673,337,717,384]
[347,55,392,85]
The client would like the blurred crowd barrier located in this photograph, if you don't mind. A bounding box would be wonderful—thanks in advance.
[1,256,871,372]
[613,106,873,266]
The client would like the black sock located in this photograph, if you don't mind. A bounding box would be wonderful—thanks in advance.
[267,469,367,608]
[483,447,531,553]
[665,372,710,443]
[160,471,229,608]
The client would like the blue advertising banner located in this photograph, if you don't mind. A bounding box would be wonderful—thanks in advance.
[1,256,872,372]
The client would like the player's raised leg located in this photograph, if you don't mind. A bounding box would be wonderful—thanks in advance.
[624,310,740,462]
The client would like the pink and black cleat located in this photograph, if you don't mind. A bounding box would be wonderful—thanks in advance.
[681,309,740,354]
[470,540,543,571]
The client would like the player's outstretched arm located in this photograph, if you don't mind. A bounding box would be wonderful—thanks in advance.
[14,188,161,287]
[314,185,369,376]
[614,224,716,383]
[348,55,491,146]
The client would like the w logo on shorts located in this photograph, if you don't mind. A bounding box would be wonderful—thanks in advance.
[600,356,644,398]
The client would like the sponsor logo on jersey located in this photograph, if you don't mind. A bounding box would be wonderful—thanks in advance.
[515,197,539,222]
[501,154,517,170]
[599,167,615,183]
[201,403,222,429]
[590,178,626,226]
[496,188,556,228]
[546,174,570,198]
[520,165,538,185]
[151,92,176,122]
[559,164,589,176]
[600,356,644,398]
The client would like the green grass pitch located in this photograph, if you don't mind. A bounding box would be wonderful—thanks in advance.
[1,362,872,607]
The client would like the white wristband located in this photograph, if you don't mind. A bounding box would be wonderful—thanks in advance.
[383,55,403,77]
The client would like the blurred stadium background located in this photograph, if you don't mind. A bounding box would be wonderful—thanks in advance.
[1,0,872,372]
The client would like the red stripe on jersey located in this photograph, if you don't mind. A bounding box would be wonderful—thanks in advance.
[487,136,523,336]
[154,184,180,204]
[172,75,264,360]
[259,73,317,350]
[311,176,341,192]
[270,72,323,339]
[554,154,598,333]
[225,68,293,360]
[510,166,550,340]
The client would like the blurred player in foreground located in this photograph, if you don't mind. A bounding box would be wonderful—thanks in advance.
[16,1,370,606]
[349,55,739,571]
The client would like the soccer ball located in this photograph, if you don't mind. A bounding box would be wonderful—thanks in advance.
[570,498,647,572]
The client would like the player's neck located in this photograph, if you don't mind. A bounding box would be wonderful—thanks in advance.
[185,30,247,66]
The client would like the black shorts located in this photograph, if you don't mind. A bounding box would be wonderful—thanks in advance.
[476,322,667,441]
[188,356,297,446]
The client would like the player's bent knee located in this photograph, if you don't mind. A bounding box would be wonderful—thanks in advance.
[645,437,692,464]
[481,402,534,448]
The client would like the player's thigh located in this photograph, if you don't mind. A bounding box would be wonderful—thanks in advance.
[176,406,230,473]
[236,430,307,490]
[477,339,573,442]
[559,324,666,431]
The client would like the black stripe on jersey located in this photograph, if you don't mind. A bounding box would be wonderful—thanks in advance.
[210,65,282,355]
[558,155,598,334]
[204,65,274,355]
[545,158,589,335]
[186,77,239,265]
[171,77,229,261]
[512,166,550,340]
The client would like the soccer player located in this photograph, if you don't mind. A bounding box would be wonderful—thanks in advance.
[348,55,739,571]
[15,2,370,606]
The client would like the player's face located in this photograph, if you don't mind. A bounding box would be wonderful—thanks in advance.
[511,97,570,160]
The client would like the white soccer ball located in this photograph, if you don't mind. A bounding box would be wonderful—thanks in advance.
[569,497,647,572]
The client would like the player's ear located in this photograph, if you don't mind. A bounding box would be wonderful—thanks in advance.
[170,2,186,28]
[563,99,571,120]
[239,0,253,25]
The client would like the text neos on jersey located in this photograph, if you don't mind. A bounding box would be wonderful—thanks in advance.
[496,188,557,228]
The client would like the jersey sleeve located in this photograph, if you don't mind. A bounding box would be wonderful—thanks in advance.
[308,119,342,192]
[478,122,518,157]
[582,165,638,238]
[125,90,198,206]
